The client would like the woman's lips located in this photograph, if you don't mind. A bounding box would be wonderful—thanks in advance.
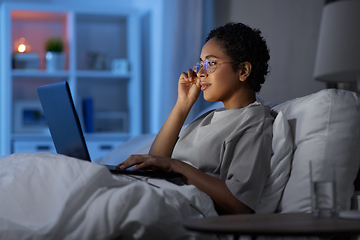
[200,82,211,91]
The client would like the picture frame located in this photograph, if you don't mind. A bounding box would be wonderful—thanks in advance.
[14,101,48,133]
[111,58,129,75]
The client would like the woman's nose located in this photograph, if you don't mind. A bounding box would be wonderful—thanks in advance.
[197,68,208,78]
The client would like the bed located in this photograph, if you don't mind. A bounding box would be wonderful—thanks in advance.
[0,152,219,240]
[1,88,359,240]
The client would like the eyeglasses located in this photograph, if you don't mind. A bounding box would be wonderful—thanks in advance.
[193,59,233,75]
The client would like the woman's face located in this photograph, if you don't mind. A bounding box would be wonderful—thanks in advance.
[198,38,245,108]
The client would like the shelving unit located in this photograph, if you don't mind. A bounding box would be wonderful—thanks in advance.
[0,3,142,159]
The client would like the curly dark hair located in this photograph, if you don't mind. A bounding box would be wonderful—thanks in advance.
[206,22,270,92]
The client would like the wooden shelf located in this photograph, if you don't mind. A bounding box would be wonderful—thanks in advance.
[76,70,130,79]
[12,69,70,78]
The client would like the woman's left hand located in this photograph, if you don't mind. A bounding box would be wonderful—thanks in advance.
[116,154,177,172]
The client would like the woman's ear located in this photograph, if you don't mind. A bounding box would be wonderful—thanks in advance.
[239,62,252,82]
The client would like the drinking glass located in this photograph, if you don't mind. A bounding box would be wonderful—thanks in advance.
[310,160,336,217]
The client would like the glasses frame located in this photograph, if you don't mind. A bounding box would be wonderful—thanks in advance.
[193,59,234,75]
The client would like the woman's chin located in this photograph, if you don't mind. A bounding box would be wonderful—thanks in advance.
[203,94,218,103]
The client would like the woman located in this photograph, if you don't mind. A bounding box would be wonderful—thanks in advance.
[118,22,273,215]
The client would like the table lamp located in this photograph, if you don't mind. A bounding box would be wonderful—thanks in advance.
[314,0,360,92]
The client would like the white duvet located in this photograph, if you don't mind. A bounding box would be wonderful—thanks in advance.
[0,152,219,240]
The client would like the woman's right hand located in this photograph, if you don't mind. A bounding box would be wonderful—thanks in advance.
[178,69,201,104]
[148,69,200,158]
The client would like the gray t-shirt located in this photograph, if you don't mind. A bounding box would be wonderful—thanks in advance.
[172,102,273,212]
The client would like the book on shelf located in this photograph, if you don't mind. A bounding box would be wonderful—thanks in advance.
[82,98,94,133]
[12,53,40,70]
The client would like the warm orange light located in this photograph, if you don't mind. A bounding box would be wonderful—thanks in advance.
[18,44,26,53]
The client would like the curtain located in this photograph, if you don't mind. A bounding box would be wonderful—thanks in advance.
[150,0,214,133]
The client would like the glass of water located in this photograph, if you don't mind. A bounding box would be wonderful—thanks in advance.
[309,160,336,217]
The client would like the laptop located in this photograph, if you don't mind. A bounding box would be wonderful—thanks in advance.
[37,81,181,179]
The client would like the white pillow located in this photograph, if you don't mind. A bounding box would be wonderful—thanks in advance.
[273,89,360,213]
[257,111,293,213]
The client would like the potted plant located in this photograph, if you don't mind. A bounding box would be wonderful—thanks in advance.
[45,37,65,72]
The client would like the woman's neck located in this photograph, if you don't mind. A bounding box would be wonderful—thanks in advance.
[223,88,256,109]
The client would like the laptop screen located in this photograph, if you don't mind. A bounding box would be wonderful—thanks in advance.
[37,81,91,161]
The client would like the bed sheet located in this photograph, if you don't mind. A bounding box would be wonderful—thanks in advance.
[0,152,219,240]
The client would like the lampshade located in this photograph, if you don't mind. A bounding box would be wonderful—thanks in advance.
[314,0,360,90]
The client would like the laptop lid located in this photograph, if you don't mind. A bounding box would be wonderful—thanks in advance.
[37,81,91,161]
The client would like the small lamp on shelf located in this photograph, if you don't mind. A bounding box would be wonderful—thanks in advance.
[314,0,360,92]
[45,37,65,72]
[17,37,29,53]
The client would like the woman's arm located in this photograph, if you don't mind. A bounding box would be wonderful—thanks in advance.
[148,101,192,157]
[149,69,201,157]
[174,160,253,214]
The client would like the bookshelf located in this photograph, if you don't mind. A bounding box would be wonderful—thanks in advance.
[0,3,142,159]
